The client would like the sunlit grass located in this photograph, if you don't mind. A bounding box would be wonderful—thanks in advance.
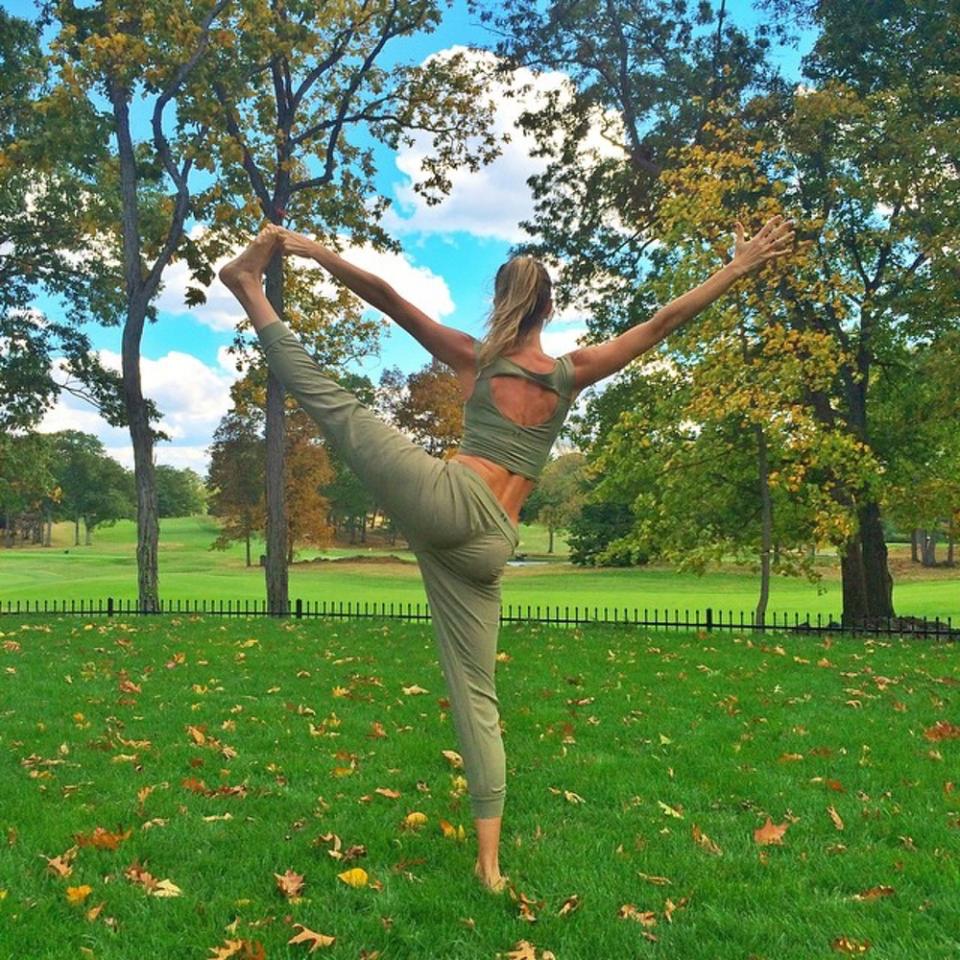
[2,517,957,621]
[1,616,957,959]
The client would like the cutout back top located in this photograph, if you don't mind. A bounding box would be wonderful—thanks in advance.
[459,340,576,481]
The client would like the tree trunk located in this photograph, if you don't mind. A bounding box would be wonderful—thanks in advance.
[840,499,894,626]
[754,423,773,628]
[548,524,554,554]
[263,251,289,615]
[44,517,52,547]
[359,514,366,543]
[911,528,919,562]
[948,520,956,566]
[245,530,251,568]
[111,78,160,613]
[75,516,81,546]
[920,528,936,567]
[85,521,92,546]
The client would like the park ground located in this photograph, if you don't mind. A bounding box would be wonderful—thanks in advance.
[1,517,958,622]
[0,616,957,959]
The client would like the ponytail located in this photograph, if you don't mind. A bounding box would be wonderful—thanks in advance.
[477,256,553,368]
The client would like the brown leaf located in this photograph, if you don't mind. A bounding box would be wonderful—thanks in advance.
[753,816,789,845]
[441,749,463,769]
[207,939,266,960]
[506,941,538,960]
[43,846,79,878]
[557,894,581,915]
[691,824,723,855]
[287,922,336,952]
[374,787,400,799]
[618,903,657,926]
[923,720,960,741]
[827,805,844,831]
[851,885,894,902]
[275,869,305,898]
[75,826,133,851]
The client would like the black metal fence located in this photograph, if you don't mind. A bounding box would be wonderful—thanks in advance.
[0,596,956,639]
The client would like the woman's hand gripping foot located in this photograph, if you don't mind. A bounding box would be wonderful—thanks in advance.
[218,224,286,293]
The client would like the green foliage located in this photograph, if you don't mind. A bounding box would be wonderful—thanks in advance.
[155,465,207,518]
[47,430,135,537]
[566,501,644,567]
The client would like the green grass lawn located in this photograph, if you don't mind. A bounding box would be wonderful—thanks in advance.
[0,616,957,959]
[1,517,958,621]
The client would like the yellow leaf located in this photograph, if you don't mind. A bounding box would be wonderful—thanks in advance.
[404,812,428,828]
[337,867,368,888]
[67,885,93,904]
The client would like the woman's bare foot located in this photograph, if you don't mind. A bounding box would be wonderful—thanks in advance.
[218,225,284,292]
[474,859,508,893]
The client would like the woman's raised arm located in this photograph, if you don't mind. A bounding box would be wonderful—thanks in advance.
[567,215,796,392]
[275,226,476,373]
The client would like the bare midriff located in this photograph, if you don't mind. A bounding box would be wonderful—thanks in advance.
[450,453,535,528]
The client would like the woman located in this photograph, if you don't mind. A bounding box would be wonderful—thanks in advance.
[219,215,795,892]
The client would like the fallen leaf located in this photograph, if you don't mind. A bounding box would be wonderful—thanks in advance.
[287,922,336,952]
[275,869,305,898]
[754,817,789,845]
[337,867,368,888]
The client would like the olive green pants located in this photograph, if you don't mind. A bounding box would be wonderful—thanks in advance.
[258,320,519,819]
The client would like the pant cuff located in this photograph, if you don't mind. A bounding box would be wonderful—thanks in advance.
[471,793,505,819]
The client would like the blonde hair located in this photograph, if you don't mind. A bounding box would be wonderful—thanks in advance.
[476,256,553,368]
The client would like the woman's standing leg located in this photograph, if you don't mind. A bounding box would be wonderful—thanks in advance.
[414,521,516,893]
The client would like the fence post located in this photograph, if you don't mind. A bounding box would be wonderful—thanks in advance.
[107,596,114,618]
[295,598,303,620]
[706,607,713,632]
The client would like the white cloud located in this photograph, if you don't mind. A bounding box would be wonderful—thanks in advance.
[383,46,628,242]
[35,347,240,475]
[541,325,588,358]
[156,225,456,331]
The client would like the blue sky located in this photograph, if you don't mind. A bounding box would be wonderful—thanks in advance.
[5,0,812,472]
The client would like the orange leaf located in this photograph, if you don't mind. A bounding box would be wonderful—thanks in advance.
[287,922,336,952]
[851,885,894,902]
[830,934,871,953]
[753,816,789,845]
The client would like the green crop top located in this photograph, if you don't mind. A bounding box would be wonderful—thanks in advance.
[459,340,576,481]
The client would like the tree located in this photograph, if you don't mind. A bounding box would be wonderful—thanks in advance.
[381,359,464,457]
[207,410,265,568]
[0,432,56,548]
[184,1,503,614]
[322,372,377,545]
[749,0,960,620]
[469,0,775,338]
[0,9,129,434]
[873,333,960,568]
[283,409,335,563]
[477,0,960,624]
[155,465,207,518]
[48,430,135,546]
[567,502,640,567]
[32,0,233,609]
[521,452,586,553]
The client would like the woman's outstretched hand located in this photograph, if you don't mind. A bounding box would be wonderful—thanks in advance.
[271,225,322,260]
[730,215,795,276]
